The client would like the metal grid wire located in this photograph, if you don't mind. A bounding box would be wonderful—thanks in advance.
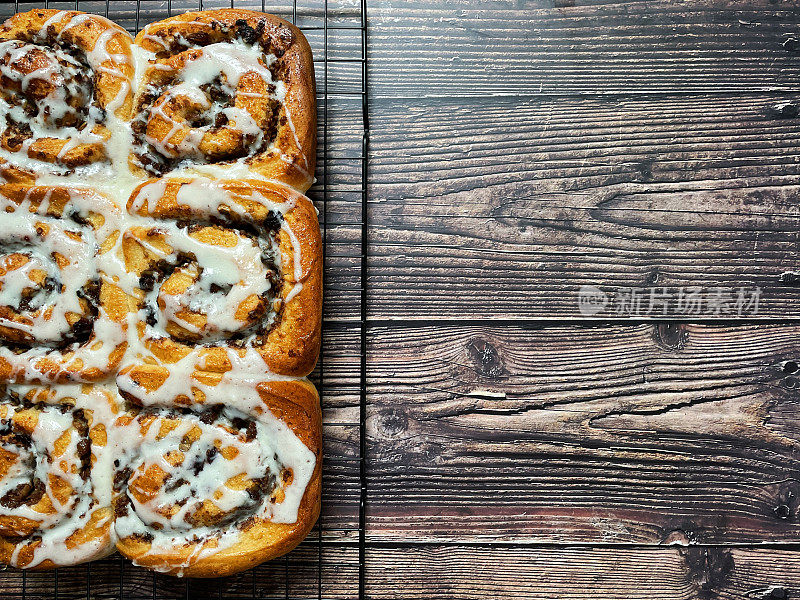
[0,0,368,598]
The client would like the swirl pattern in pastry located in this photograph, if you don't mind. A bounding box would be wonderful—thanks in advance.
[120,176,321,385]
[0,383,118,569]
[132,10,316,191]
[0,10,133,177]
[0,184,128,382]
[112,379,320,577]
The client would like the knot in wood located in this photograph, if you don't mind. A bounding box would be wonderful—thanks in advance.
[466,338,506,379]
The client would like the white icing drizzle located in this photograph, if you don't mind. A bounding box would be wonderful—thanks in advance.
[0,12,133,181]
[123,176,305,347]
[135,219,274,341]
[110,175,314,572]
[141,33,169,50]
[0,187,127,381]
[174,177,305,303]
[0,193,97,341]
[0,12,319,573]
[136,40,284,164]
[111,398,314,575]
[0,383,118,568]
[131,36,312,182]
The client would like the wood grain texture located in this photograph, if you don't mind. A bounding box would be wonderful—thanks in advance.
[369,0,800,97]
[366,323,800,543]
[368,93,800,319]
[315,325,361,540]
[365,545,797,600]
[312,96,364,323]
[4,0,800,596]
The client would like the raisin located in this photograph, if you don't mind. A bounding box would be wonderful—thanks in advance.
[113,467,132,491]
[262,211,282,232]
[65,317,93,345]
[185,31,210,46]
[143,305,157,327]
[138,270,158,291]
[214,112,229,128]
[0,483,32,508]
[190,453,206,476]
[235,19,258,45]
[113,496,129,518]
[0,480,44,508]
[198,405,223,425]
[230,416,248,430]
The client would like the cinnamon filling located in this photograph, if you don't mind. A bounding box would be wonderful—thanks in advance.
[0,204,102,349]
[113,405,284,532]
[132,19,289,176]
[0,39,106,172]
[132,212,283,345]
[0,399,92,541]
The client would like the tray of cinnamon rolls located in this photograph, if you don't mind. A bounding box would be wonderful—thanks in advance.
[0,7,321,578]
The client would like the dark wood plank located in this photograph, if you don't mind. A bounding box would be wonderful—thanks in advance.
[315,324,361,423]
[316,325,361,540]
[313,94,364,323]
[369,0,800,97]
[365,545,798,600]
[366,323,800,543]
[368,93,800,319]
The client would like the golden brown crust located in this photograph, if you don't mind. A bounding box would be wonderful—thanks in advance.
[0,10,134,118]
[0,384,118,569]
[121,177,321,384]
[0,184,128,382]
[0,8,320,578]
[114,380,321,578]
[132,9,316,191]
[0,10,133,173]
[0,159,36,186]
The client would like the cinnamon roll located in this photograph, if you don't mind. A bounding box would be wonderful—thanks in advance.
[112,379,320,577]
[0,183,128,382]
[120,176,321,385]
[132,10,316,191]
[0,7,322,577]
[0,10,133,178]
[0,383,118,569]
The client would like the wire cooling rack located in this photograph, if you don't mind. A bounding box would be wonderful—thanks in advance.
[0,0,368,598]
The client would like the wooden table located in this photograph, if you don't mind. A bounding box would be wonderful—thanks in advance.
[351,0,800,597]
